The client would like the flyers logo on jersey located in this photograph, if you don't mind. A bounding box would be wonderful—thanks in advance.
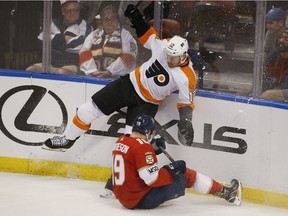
[145,154,154,164]
[145,60,169,86]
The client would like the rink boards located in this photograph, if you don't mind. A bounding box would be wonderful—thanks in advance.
[0,69,287,209]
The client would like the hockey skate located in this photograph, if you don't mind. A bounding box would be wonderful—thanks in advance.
[42,136,78,152]
[100,177,116,199]
[99,189,116,199]
[214,179,242,206]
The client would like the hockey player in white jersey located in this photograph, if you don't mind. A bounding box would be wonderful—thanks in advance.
[44,3,196,150]
[42,3,244,202]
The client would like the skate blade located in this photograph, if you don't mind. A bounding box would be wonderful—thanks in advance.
[41,146,66,152]
[99,191,116,199]
[233,181,242,206]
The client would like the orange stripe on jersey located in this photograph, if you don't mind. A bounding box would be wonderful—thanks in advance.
[181,66,197,92]
[72,114,91,131]
[177,63,197,110]
[177,103,194,110]
[79,50,92,65]
[139,27,159,45]
[135,67,163,104]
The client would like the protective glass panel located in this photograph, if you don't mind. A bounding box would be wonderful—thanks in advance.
[261,1,288,102]
[165,1,256,95]
[1,0,288,103]
[0,1,43,70]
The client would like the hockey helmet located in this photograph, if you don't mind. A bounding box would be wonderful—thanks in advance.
[165,35,189,66]
[132,114,155,136]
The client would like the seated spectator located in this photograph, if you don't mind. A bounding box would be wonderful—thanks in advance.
[261,27,288,102]
[79,5,137,79]
[264,7,286,60]
[26,0,93,75]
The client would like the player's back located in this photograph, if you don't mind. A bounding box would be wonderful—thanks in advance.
[112,135,157,209]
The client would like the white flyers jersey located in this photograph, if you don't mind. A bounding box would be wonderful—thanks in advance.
[129,27,197,109]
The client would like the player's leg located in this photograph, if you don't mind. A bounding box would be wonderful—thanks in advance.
[44,76,129,150]
[44,99,104,149]
[134,173,186,209]
[124,101,158,134]
[99,177,115,199]
[185,168,242,206]
[213,179,242,206]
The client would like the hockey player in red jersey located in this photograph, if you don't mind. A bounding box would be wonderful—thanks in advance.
[113,114,242,209]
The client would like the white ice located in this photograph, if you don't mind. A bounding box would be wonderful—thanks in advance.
[1,172,288,216]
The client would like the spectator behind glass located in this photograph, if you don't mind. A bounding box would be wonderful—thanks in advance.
[261,27,288,102]
[79,5,138,79]
[26,0,93,75]
[264,7,286,60]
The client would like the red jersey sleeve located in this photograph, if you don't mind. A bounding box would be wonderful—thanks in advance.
[133,139,174,187]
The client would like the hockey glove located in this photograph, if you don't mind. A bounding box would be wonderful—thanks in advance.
[178,119,194,146]
[178,106,194,146]
[124,4,150,37]
[151,137,166,155]
[163,160,186,178]
[124,4,144,27]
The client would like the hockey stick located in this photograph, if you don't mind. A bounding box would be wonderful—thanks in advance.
[159,146,175,162]
[115,105,175,163]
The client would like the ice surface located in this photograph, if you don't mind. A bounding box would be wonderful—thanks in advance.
[0,172,287,216]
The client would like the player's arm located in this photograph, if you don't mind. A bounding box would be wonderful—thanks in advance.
[138,164,174,187]
[138,160,187,188]
[178,106,194,146]
[176,66,197,146]
[136,145,174,187]
[124,4,159,48]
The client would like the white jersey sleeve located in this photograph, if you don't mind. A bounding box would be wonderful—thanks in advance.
[138,164,160,185]
[173,61,196,109]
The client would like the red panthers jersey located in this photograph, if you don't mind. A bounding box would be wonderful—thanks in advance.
[112,135,173,209]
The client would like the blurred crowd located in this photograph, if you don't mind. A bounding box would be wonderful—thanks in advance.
[1,0,288,102]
